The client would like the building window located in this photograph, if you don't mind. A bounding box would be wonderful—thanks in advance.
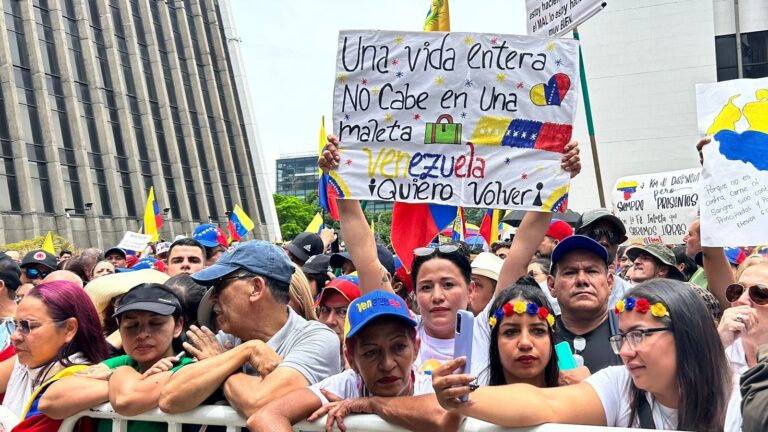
[0,84,21,212]
[716,30,768,81]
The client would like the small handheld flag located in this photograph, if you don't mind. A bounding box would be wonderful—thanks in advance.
[139,187,163,242]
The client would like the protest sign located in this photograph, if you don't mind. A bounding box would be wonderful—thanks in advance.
[697,78,768,247]
[526,0,607,37]
[331,30,580,212]
[117,231,153,252]
[611,169,700,245]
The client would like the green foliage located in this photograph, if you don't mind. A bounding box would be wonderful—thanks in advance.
[273,194,317,241]
[0,234,76,255]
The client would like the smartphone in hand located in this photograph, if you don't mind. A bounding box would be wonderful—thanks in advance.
[453,310,474,402]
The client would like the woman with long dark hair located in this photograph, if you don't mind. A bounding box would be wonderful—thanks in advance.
[482,279,559,388]
[0,281,109,428]
[433,279,741,431]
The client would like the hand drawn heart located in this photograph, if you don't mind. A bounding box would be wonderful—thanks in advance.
[530,73,571,107]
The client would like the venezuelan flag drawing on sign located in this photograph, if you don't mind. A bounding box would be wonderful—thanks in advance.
[139,187,163,242]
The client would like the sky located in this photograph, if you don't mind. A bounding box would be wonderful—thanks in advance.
[229,0,528,189]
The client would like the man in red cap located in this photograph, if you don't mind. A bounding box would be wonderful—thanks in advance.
[536,220,574,258]
[315,275,360,343]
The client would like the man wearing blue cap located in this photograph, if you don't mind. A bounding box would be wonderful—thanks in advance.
[546,235,622,373]
[159,240,340,417]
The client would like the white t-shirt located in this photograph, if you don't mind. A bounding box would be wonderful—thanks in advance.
[586,366,743,431]
[725,338,749,375]
[413,315,455,373]
[309,369,434,404]
[470,299,493,378]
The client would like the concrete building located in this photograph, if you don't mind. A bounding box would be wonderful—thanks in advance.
[0,0,280,248]
[567,0,767,210]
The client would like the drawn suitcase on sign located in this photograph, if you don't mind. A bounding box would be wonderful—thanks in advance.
[424,114,462,144]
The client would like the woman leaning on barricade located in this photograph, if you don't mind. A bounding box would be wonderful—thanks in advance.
[0,280,110,430]
[39,283,192,432]
[432,279,742,431]
[250,290,460,432]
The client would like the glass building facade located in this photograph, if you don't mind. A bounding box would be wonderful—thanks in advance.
[0,0,277,246]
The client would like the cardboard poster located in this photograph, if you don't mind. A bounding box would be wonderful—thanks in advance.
[696,78,768,247]
[526,0,607,37]
[612,169,701,245]
[117,231,153,252]
[331,30,580,212]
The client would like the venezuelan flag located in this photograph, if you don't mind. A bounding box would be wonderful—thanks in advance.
[424,0,450,31]
[139,187,163,242]
[479,209,501,245]
[317,117,340,220]
[227,204,254,242]
[391,202,456,272]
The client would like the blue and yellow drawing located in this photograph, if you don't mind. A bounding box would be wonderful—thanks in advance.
[616,181,638,201]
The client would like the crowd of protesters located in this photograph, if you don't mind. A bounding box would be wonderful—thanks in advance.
[0,135,763,432]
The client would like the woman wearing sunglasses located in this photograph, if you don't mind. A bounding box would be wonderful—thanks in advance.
[433,279,741,431]
[40,283,191,432]
[0,280,109,429]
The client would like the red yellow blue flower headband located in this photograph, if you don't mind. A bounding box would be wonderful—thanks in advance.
[489,301,555,328]
[614,297,669,318]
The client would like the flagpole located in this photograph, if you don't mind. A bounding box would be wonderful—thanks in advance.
[573,27,606,208]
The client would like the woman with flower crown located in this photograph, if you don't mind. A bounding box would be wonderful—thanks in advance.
[478,278,560,388]
[433,278,742,431]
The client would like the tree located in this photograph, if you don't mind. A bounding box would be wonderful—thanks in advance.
[273,194,316,241]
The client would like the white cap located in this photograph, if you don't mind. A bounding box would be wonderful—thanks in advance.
[471,252,503,281]
[156,242,171,255]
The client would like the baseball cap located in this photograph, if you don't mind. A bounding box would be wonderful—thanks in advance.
[302,254,332,275]
[546,220,574,242]
[330,244,396,276]
[21,250,57,271]
[104,247,127,259]
[285,233,324,263]
[130,257,167,273]
[315,275,361,307]
[193,224,228,248]
[192,240,295,285]
[344,290,417,339]
[471,252,503,281]
[155,242,171,256]
[576,209,628,244]
[0,257,21,291]
[626,244,685,281]
[550,235,610,272]
[113,283,182,317]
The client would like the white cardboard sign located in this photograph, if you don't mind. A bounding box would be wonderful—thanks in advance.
[526,0,606,37]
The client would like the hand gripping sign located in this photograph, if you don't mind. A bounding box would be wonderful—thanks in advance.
[330,30,580,212]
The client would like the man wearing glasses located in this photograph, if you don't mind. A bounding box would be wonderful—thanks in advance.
[575,209,632,311]
[160,241,340,418]
[19,249,57,287]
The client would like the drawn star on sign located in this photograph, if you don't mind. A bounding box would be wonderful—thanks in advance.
[464,79,474,88]
[346,159,352,166]
[504,157,512,165]
[546,41,556,52]
[337,73,347,83]
[496,73,506,83]
[434,76,446,86]
[516,82,524,89]
[395,71,404,78]
[460,112,467,119]
[521,173,528,180]
[555,58,563,67]
[372,87,380,95]
[464,36,474,45]
[361,78,368,85]
[343,113,350,121]
[490,37,499,45]
[391,59,400,66]
[413,114,421,120]
[384,113,393,123]
[395,36,404,45]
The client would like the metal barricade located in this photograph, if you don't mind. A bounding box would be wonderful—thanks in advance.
[57,403,650,432]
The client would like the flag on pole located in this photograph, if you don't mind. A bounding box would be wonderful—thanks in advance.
[424,0,450,31]
[479,209,501,245]
[227,204,255,242]
[305,213,324,234]
[139,187,163,242]
[41,232,55,255]
[391,202,456,272]
[451,207,466,241]
[318,117,340,220]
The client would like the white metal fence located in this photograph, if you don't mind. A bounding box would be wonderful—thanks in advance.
[57,403,653,432]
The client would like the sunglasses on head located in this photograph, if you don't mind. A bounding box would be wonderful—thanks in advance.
[726,283,768,305]
[582,228,621,245]
[25,268,51,280]
[413,244,461,258]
